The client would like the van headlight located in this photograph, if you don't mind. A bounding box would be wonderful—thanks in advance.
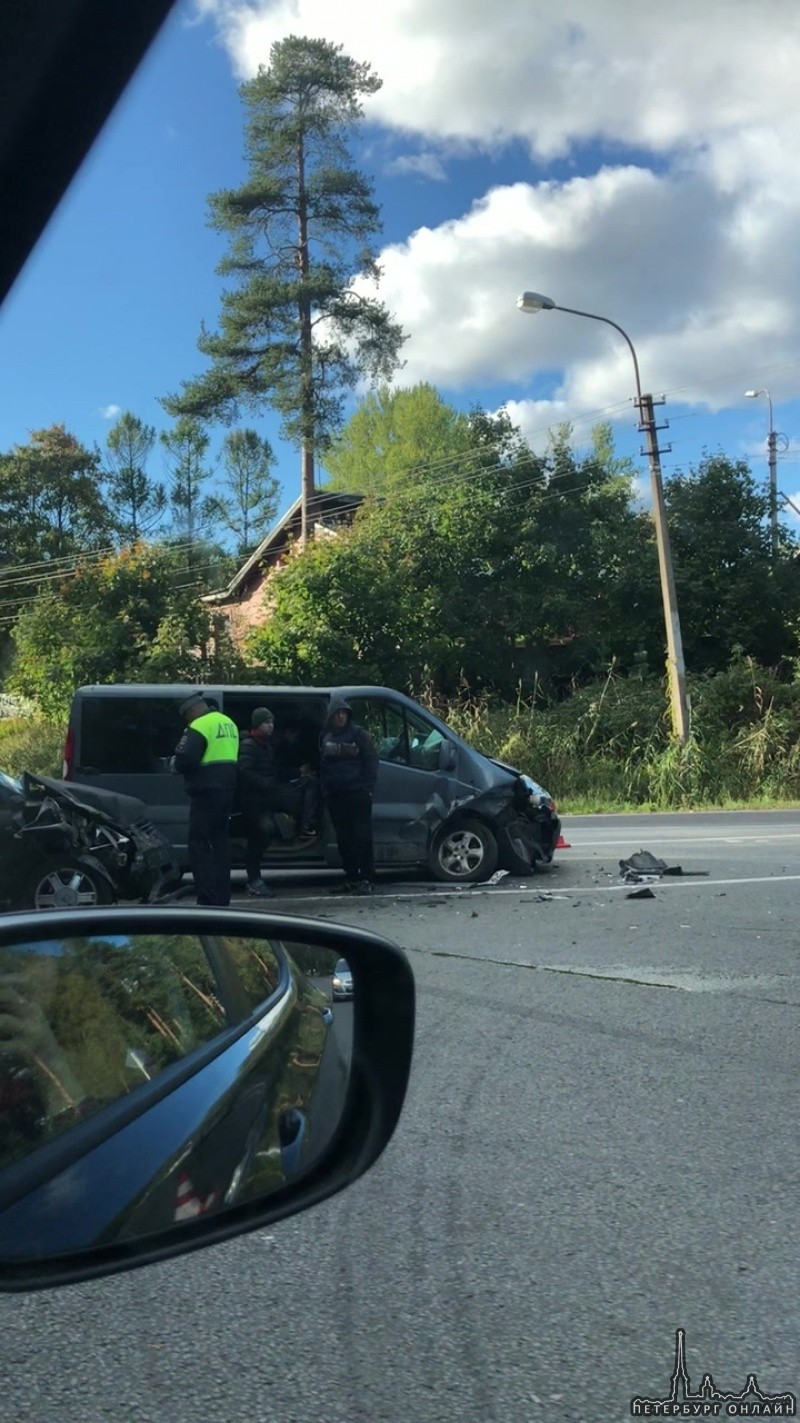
[520,774,554,808]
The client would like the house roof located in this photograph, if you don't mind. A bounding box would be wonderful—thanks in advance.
[203,490,364,604]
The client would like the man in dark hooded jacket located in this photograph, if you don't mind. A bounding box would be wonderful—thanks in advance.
[319,700,379,895]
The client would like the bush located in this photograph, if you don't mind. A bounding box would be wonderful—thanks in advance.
[0,718,65,778]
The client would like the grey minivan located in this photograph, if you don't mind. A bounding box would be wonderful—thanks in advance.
[62,685,561,884]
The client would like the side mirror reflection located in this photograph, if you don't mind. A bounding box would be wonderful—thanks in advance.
[0,928,354,1263]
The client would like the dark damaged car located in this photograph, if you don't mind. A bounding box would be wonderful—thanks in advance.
[0,771,181,911]
[62,683,561,883]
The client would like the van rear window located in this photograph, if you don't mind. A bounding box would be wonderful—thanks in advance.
[78,696,195,773]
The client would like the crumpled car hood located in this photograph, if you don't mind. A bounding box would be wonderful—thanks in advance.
[24,774,148,829]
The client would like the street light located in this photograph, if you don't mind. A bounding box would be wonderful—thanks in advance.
[517,290,690,743]
[745,388,778,559]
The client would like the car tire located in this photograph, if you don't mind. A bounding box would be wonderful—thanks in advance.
[24,859,117,911]
[429,818,499,883]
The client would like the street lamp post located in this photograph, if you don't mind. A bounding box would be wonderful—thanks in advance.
[516,291,690,744]
[745,388,778,560]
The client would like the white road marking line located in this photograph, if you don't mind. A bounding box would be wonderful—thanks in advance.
[561,833,800,848]
[268,871,800,903]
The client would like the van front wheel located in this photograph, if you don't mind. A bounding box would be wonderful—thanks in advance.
[429,819,499,883]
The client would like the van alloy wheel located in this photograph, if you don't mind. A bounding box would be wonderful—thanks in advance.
[429,818,499,883]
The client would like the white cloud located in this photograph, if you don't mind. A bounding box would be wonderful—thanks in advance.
[197,0,800,161]
[386,152,447,183]
[358,156,800,415]
[196,0,800,425]
[99,403,122,420]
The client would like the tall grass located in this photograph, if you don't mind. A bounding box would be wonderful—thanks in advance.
[421,658,800,812]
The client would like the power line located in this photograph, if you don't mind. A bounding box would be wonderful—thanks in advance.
[0,538,204,587]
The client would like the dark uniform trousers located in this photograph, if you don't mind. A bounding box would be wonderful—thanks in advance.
[326,788,374,882]
[188,789,235,907]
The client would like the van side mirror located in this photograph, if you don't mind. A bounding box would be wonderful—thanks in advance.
[0,907,414,1292]
[438,741,458,772]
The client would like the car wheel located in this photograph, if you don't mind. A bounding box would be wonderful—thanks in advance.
[27,860,117,910]
[429,818,499,883]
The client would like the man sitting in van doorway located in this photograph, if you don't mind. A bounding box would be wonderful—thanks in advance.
[237,708,317,898]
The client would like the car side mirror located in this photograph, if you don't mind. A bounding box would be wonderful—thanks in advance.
[438,741,458,772]
[0,907,414,1292]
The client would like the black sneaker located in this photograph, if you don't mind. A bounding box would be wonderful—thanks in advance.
[354,879,374,896]
[247,879,275,898]
[331,879,358,895]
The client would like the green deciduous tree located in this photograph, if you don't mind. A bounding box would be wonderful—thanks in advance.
[207,428,280,560]
[0,425,111,570]
[0,426,113,657]
[665,452,800,673]
[104,412,166,543]
[247,410,659,696]
[163,36,405,543]
[322,383,472,494]
[8,545,245,719]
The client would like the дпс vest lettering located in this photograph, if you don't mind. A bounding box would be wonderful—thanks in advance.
[193,711,239,765]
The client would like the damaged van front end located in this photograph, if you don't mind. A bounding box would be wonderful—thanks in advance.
[422,762,561,883]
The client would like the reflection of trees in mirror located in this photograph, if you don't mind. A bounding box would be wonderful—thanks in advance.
[0,934,226,1170]
[218,936,280,1008]
[97,943,353,1232]
[279,944,340,980]
[0,934,354,1239]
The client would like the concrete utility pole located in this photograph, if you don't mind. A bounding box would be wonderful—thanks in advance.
[745,388,779,560]
[638,391,690,744]
[768,427,779,559]
[516,292,691,743]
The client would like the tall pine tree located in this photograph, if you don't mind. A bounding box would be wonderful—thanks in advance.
[104,412,165,543]
[163,36,405,544]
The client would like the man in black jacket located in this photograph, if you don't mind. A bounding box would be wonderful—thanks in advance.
[237,708,317,897]
[319,700,379,896]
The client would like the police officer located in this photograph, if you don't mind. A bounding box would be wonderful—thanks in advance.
[171,695,239,907]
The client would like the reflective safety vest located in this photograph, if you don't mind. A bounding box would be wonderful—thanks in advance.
[193,711,239,764]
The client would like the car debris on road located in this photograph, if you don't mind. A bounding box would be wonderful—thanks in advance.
[619,849,710,886]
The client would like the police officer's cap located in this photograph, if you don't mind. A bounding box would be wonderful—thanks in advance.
[251,706,275,728]
[179,694,207,717]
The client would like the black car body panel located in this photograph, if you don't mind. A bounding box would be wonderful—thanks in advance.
[0,947,341,1256]
[0,908,413,1292]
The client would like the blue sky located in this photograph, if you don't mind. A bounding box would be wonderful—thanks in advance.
[2,0,799,538]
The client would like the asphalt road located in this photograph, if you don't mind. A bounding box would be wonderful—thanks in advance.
[0,810,798,1423]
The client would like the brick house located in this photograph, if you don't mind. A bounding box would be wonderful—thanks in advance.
[202,490,364,649]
